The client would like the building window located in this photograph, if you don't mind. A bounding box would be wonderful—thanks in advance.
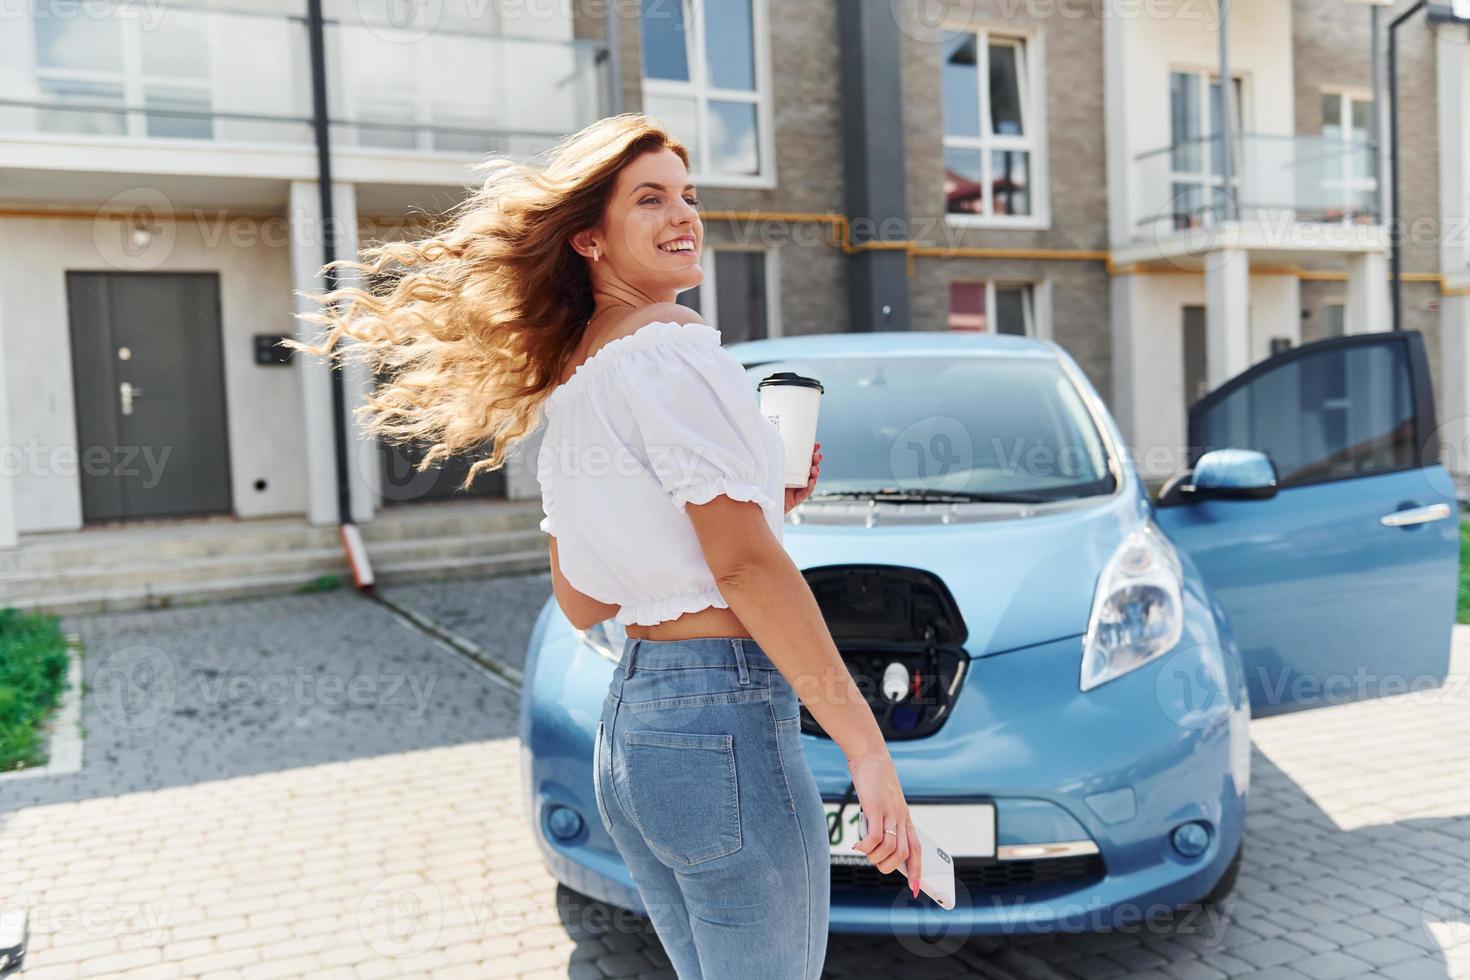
[1321,91,1377,223]
[678,249,774,343]
[940,28,1044,224]
[337,11,513,157]
[1168,69,1243,228]
[948,282,1033,335]
[640,0,769,183]
[33,2,214,139]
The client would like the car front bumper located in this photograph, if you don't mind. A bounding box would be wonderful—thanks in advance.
[523,617,1250,936]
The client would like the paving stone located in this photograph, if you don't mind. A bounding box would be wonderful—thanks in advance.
[1230,938,1314,970]
[1161,961,1230,980]
[1342,936,1437,968]
[1195,952,1272,976]
[4,582,1469,980]
[0,590,522,814]
[1288,950,1378,979]
[1378,956,1466,980]
[1103,944,1170,971]
[1059,955,1129,980]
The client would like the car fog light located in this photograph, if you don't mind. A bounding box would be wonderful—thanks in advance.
[547,804,584,841]
[1171,821,1210,858]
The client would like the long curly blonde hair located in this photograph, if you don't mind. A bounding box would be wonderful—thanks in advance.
[283,113,691,492]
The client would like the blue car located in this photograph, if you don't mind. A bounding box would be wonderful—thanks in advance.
[519,327,1457,936]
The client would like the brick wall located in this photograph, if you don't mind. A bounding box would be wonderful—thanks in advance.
[898,1,1113,398]
[606,0,850,336]
[1292,0,1441,277]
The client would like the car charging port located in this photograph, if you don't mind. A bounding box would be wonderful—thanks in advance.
[800,564,970,741]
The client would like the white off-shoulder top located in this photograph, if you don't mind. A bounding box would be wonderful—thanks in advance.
[534,319,787,627]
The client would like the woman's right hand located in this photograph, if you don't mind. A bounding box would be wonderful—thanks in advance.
[846,750,921,898]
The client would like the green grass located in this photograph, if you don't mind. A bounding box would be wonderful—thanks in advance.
[1460,520,1470,625]
[298,574,341,594]
[0,607,71,773]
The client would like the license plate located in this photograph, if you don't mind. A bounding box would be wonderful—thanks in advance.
[824,801,996,862]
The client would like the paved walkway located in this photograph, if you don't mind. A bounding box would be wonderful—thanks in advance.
[3,577,1469,978]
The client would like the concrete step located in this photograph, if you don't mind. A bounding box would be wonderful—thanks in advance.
[0,500,543,573]
[2,549,549,617]
[358,500,545,543]
[0,528,547,601]
[370,549,550,587]
[3,570,348,617]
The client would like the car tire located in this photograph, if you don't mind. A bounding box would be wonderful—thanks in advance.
[1199,839,1243,907]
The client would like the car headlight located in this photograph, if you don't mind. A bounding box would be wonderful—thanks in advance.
[576,619,627,663]
[1079,521,1184,691]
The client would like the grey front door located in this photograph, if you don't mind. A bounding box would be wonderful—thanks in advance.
[67,271,233,521]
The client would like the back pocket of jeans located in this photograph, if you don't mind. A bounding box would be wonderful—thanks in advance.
[621,730,741,866]
[592,720,614,834]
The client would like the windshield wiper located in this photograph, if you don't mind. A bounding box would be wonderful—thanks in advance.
[806,487,1056,504]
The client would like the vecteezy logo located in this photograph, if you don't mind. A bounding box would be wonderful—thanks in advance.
[361,0,444,43]
[888,415,974,492]
[1421,871,1470,961]
[92,645,176,731]
[92,188,177,271]
[891,0,977,44]
[357,873,443,957]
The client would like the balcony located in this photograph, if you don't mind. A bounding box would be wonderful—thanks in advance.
[1125,132,1384,264]
[0,3,611,181]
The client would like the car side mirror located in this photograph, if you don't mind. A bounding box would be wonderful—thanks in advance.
[1184,448,1279,501]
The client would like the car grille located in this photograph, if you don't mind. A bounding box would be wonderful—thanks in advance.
[829,853,1105,896]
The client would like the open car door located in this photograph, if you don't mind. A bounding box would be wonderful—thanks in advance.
[1152,330,1458,717]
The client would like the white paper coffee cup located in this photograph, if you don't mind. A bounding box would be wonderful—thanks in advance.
[758,372,824,488]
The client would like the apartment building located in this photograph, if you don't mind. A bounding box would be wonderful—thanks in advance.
[891,0,1462,483]
[0,1,616,550]
[0,0,1465,556]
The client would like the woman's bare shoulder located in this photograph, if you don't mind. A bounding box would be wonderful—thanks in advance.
[600,302,705,341]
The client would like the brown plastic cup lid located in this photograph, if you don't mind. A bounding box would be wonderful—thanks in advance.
[758,371,823,394]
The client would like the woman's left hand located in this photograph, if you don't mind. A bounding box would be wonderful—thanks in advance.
[784,442,821,513]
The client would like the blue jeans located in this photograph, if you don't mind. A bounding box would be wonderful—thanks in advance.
[594,635,830,979]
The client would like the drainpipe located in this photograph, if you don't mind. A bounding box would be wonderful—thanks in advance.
[603,1,622,116]
[1218,0,1238,221]
[1371,4,1384,226]
[306,0,374,588]
[1388,1,1429,333]
[836,0,910,331]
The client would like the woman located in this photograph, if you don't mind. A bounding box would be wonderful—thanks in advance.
[287,113,921,979]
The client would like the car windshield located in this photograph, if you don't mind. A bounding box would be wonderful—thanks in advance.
[743,354,1116,501]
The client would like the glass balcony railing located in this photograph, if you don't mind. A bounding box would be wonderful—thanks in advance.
[0,2,611,160]
[1134,132,1380,238]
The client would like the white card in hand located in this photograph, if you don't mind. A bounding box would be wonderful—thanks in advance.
[857,810,957,911]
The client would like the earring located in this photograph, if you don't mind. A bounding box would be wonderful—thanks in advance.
[592,247,600,263]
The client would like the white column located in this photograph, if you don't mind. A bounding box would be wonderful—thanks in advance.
[1204,248,1250,389]
[0,296,15,548]
[1248,274,1301,362]
[1103,9,1133,247]
[1437,35,1469,278]
[1111,274,1187,483]
[289,180,379,527]
[1344,251,1390,334]
[1441,295,1470,482]
[1436,37,1469,483]
[335,188,381,525]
